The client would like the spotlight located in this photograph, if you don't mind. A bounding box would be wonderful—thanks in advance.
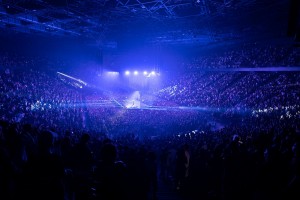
[125,71,130,75]
[143,71,148,75]
[151,71,156,75]
[134,71,138,75]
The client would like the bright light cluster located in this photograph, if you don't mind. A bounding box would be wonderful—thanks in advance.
[124,70,159,77]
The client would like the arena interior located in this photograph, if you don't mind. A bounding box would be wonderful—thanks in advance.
[0,0,300,200]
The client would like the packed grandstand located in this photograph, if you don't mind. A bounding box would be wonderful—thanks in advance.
[0,43,300,200]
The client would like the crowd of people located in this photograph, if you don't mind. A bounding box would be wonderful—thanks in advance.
[184,44,300,69]
[156,71,300,114]
[0,45,300,200]
[0,67,87,132]
[0,106,299,200]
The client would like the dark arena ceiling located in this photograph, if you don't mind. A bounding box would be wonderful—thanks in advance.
[0,0,299,49]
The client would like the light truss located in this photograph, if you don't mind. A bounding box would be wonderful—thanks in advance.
[115,0,209,18]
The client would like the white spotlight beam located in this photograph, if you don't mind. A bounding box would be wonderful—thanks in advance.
[57,72,87,85]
